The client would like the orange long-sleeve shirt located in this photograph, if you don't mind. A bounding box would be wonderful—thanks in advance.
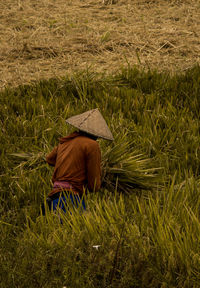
[46,132,101,197]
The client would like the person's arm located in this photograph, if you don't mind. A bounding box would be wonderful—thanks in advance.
[46,146,58,166]
[86,142,101,192]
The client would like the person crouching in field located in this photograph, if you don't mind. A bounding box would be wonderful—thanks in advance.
[44,108,114,214]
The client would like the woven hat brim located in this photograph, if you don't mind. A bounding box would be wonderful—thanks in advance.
[66,109,114,141]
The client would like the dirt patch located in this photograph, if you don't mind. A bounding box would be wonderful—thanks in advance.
[0,0,199,88]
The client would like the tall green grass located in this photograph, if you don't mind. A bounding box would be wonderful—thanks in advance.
[0,65,200,287]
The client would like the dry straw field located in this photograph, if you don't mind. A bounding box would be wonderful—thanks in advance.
[0,0,200,88]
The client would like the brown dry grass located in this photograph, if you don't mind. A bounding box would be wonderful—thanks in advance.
[0,0,199,88]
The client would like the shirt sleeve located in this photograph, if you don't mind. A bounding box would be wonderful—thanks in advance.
[86,142,101,192]
[46,146,58,166]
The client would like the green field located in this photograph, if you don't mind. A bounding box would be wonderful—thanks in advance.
[1,65,200,287]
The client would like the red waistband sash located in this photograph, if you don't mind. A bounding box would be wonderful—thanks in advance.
[53,181,73,190]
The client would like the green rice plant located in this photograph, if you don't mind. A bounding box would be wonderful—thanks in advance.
[1,65,200,287]
[2,176,199,288]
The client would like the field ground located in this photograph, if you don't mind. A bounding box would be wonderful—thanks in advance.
[0,0,200,88]
[1,65,200,287]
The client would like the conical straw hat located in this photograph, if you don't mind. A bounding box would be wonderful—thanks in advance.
[66,108,114,140]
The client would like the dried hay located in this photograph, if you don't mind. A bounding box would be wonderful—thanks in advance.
[0,0,199,88]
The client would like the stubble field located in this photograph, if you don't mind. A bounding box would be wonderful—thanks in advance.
[0,0,200,88]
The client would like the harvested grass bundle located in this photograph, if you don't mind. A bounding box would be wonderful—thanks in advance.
[9,152,47,171]
[101,137,162,193]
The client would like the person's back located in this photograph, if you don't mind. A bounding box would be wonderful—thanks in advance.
[46,131,101,197]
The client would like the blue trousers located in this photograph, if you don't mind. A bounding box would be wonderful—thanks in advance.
[49,192,86,213]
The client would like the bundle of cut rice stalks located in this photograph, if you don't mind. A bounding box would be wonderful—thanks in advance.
[9,152,47,171]
[101,139,162,193]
